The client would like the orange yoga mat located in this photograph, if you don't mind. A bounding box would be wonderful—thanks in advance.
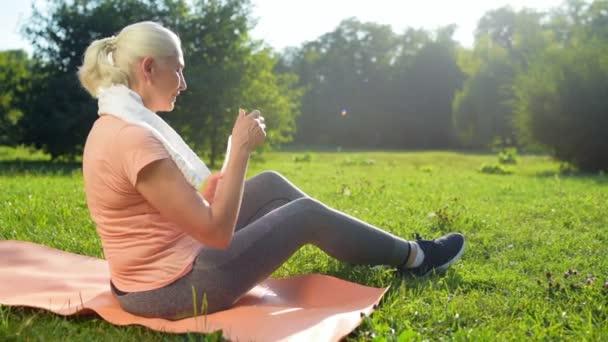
[0,240,388,341]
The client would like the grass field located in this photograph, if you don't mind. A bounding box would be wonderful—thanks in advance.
[1,147,607,341]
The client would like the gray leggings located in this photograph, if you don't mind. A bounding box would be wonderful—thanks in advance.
[113,171,411,320]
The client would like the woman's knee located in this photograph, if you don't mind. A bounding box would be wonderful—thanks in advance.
[291,197,325,212]
[257,170,285,181]
[248,170,307,201]
[252,170,289,187]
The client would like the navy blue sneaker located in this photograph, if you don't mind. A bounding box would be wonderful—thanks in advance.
[402,233,465,276]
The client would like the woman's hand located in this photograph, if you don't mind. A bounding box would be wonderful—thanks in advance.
[201,172,223,204]
[232,108,266,153]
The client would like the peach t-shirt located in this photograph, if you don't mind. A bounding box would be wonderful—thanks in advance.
[83,115,202,292]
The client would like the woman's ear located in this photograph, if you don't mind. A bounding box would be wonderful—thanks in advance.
[141,56,155,84]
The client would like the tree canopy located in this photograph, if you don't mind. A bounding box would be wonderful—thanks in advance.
[2,0,607,171]
[15,0,302,164]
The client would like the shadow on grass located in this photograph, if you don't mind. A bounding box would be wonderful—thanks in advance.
[534,169,608,185]
[280,145,502,156]
[325,261,469,296]
[0,160,81,176]
[2,306,227,341]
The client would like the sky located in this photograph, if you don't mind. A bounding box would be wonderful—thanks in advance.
[1,0,567,54]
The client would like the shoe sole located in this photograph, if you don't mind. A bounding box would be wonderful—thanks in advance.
[421,239,466,276]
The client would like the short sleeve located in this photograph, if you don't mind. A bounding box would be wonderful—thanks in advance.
[115,125,170,186]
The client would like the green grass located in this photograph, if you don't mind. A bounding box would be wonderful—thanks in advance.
[1,149,607,340]
[0,145,51,161]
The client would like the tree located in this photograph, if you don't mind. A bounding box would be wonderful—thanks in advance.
[393,25,464,148]
[163,0,251,166]
[20,0,173,159]
[285,18,401,147]
[513,1,608,171]
[453,6,549,148]
[0,50,30,145]
[452,36,516,147]
[239,49,303,149]
[19,0,302,162]
[285,19,463,149]
[514,39,608,171]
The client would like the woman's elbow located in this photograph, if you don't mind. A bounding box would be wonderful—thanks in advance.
[210,237,232,250]
[194,224,233,250]
[206,232,232,249]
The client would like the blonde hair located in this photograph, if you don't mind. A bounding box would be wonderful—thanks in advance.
[78,21,181,98]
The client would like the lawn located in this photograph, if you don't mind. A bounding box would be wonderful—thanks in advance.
[1,148,607,340]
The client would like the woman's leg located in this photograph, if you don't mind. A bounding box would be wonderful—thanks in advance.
[115,196,411,319]
[234,170,308,230]
[115,171,464,320]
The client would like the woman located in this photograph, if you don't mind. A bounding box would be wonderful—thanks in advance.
[79,21,465,320]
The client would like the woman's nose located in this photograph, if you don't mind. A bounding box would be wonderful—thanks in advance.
[179,72,187,91]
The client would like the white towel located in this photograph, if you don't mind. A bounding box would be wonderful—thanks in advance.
[97,84,211,189]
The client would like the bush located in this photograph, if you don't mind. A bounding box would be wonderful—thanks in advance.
[479,163,512,175]
[497,147,518,165]
[514,39,608,172]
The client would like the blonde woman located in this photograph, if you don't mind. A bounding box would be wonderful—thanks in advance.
[79,21,465,320]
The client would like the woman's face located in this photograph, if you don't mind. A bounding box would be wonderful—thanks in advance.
[143,51,187,112]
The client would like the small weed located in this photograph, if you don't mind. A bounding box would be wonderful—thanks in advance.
[538,269,607,299]
[341,156,376,166]
[428,197,463,231]
[559,163,578,175]
[497,147,518,165]
[292,153,312,163]
[479,163,513,175]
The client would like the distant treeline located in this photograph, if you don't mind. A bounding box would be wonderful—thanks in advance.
[1,0,607,171]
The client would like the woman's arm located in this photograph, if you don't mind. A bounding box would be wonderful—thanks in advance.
[200,172,223,204]
[135,109,265,249]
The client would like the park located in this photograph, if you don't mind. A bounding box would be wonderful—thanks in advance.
[0,0,607,340]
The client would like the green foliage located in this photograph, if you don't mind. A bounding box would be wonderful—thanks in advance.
[1,150,607,340]
[452,37,517,148]
[239,49,303,151]
[497,148,518,165]
[0,50,30,145]
[453,7,549,148]
[283,19,464,149]
[2,0,608,163]
[428,197,463,232]
[514,36,608,171]
[18,0,174,160]
[457,0,608,171]
[16,0,301,162]
[170,1,302,167]
[479,163,513,175]
[292,153,312,163]
[169,0,254,166]
[0,145,49,161]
